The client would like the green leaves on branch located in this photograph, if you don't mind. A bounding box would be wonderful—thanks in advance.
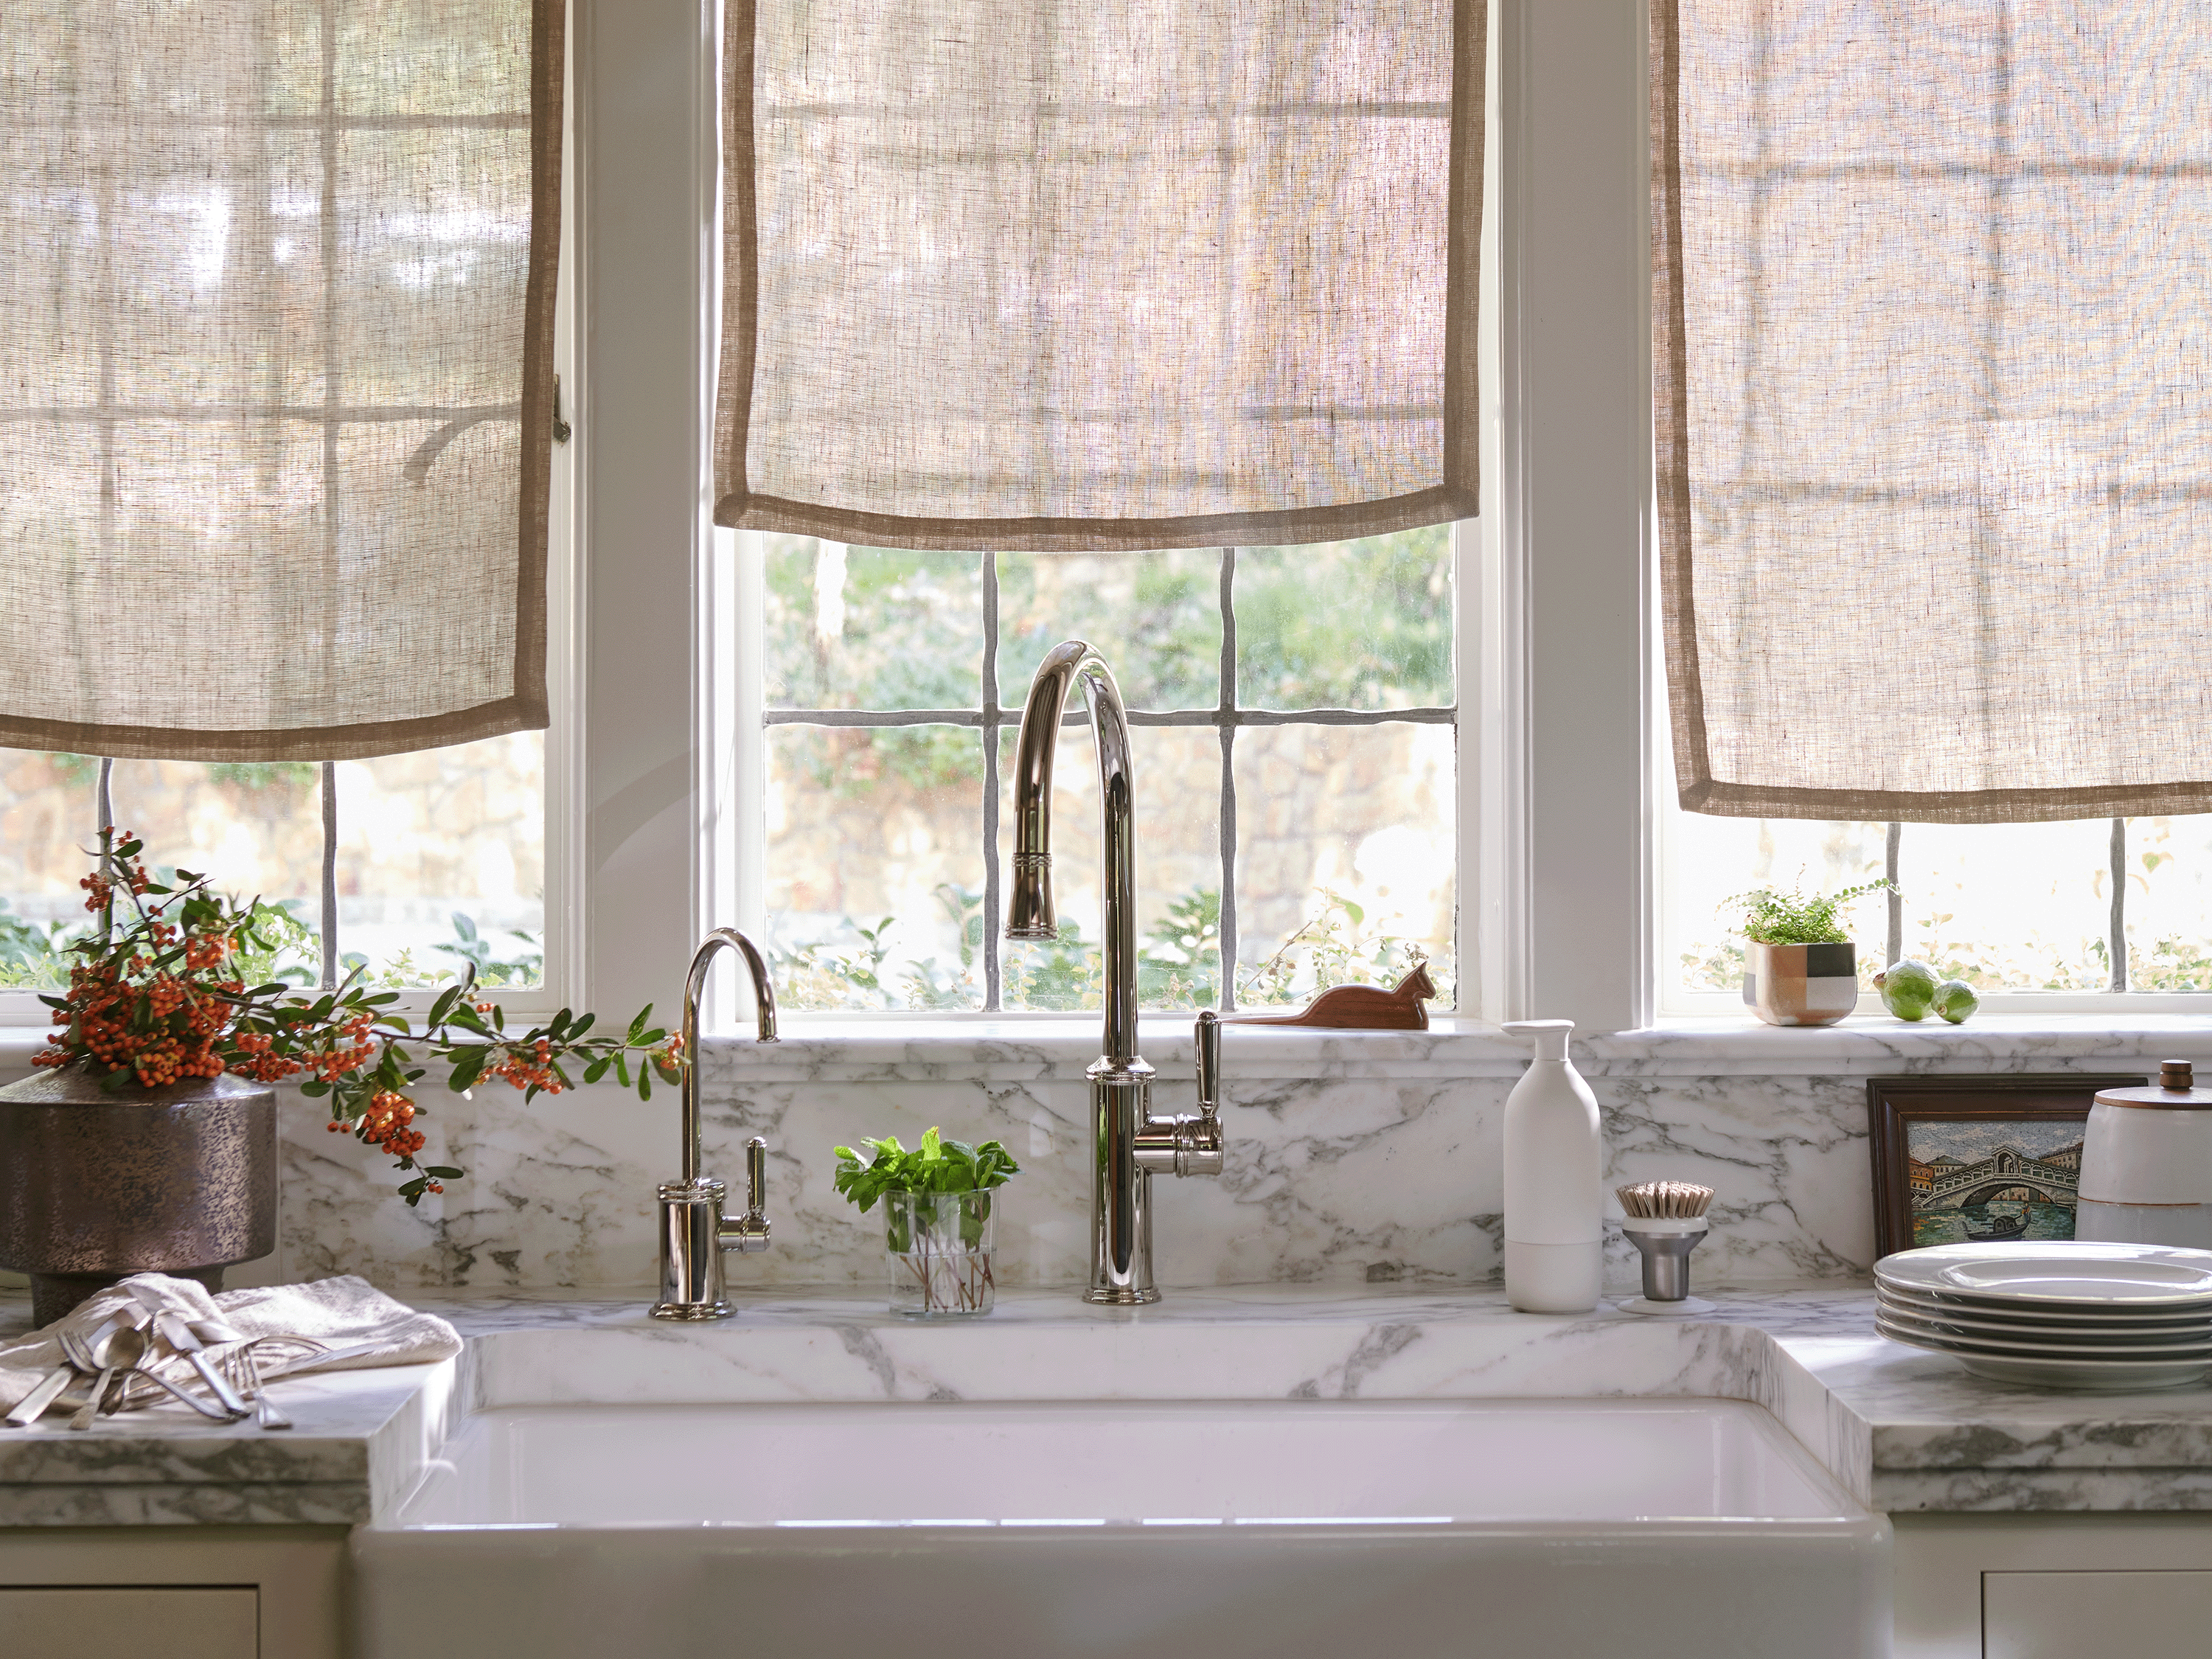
[1728,880,1896,946]
[830,1126,1020,1214]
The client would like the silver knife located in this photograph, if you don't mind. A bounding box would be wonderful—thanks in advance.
[124,1284,253,1419]
[151,1310,251,1419]
[3,1364,77,1428]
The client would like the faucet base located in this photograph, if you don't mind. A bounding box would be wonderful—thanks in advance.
[1082,1285,1161,1307]
[648,1300,733,1321]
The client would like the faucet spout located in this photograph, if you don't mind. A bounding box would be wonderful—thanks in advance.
[1006,639,1139,1062]
[651,927,776,1320]
[681,926,776,1184]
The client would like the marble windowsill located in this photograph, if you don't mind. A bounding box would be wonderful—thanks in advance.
[694,1013,2212,1083]
[7,1283,2212,1526]
[0,1014,2198,1085]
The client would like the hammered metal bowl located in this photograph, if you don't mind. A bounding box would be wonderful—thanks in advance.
[0,1065,276,1324]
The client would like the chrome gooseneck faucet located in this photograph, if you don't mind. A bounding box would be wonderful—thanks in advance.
[1007,640,1230,1305]
[650,927,776,1320]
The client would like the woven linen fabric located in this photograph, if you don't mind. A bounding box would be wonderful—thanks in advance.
[716,0,1484,552]
[1655,1,2212,824]
[0,0,562,762]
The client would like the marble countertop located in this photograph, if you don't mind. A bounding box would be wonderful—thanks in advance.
[6,1282,2212,1526]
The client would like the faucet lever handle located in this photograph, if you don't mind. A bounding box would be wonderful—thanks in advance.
[720,1137,773,1253]
[1195,1009,1222,1121]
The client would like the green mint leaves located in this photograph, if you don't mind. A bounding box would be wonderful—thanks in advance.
[831,1125,1020,1213]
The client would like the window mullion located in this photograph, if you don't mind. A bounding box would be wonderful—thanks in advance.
[2110,817,2127,993]
[981,552,1002,1012]
[319,761,339,990]
[1885,820,1902,970]
[1217,547,1238,1012]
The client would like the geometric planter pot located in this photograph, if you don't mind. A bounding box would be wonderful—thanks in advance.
[1741,939,1858,1028]
[0,1065,276,1326]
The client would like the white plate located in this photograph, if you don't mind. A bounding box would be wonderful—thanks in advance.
[1877,1319,2212,1391]
[1877,1283,2212,1330]
[1875,1242,2212,1308]
[1875,1307,2212,1357]
[1878,1305,2212,1348]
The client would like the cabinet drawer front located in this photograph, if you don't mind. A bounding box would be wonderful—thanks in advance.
[0,1586,257,1657]
[1986,1570,2212,1659]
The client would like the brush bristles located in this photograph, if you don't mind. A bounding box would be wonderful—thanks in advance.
[1616,1180,1716,1219]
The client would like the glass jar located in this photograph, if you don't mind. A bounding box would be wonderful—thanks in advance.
[883,1189,995,1317]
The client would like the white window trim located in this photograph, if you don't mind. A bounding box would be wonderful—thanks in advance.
[588,0,2212,1047]
[584,0,1650,1039]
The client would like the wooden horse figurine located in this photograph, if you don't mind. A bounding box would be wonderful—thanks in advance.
[1219,961,1436,1031]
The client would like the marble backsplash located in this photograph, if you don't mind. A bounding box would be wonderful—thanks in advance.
[204,1016,2205,1295]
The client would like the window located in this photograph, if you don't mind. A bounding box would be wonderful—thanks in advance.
[741,531,1459,1014]
[0,0,576,1019]
[0,740,549,998]
[1661,796,2212,1015]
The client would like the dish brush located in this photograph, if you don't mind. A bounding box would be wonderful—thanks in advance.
[1615,1180,1716,1315]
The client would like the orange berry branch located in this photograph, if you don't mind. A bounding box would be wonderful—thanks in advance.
[36,830,685,1205]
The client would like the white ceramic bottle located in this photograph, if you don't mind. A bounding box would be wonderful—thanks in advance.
[1500,1018,1603,1312]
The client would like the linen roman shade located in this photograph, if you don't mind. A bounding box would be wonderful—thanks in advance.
[0,0,563,762]
[716,0,1484,552]
[1655,0,2212,823]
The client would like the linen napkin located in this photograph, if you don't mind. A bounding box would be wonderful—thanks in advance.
[0,1272,462,1413]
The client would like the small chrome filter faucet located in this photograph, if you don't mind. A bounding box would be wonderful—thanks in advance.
[1007,640,1229,1305]
[650,928,777,1320]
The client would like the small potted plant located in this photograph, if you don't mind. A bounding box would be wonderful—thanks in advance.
[1726,880,1893,1028]
[832,1127,1019,1317]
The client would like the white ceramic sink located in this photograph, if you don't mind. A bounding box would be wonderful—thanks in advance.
[355,1397,1889,1659]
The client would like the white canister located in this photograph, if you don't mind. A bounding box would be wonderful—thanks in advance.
[2076,1062,2212,1251]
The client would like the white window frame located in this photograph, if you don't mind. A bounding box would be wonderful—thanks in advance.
[575,0,1660,1038]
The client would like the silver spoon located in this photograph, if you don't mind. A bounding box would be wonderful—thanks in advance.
[58,1319,233,1421]
[68,1324,147,1430]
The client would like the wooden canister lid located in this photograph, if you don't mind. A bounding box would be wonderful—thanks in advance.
[2096,1061,2212,1109]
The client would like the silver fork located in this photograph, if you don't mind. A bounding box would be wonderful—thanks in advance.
[192,1319,290,1430]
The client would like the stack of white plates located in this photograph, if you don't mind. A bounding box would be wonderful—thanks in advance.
[1874,1242,2212,1391]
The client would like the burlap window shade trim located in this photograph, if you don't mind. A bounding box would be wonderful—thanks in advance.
[0,0,563,765]
[1654,0,2212,826]
[715,0,1484,553]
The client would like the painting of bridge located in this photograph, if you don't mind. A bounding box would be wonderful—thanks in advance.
[1905,1118,2084,1248]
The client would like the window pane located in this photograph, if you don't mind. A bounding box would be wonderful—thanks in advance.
[1233,723,1455,1006]
[998,725,1222,1012]
[2125,815,2212,990]
[767,725,984,1010]
[1237,526,1453,711]
[108,757,325,980]
[998,550,1220,711]
[1664,812,1888,995]
[765,537,984,711]
[333,733,545,987]
[0,749,99,986]
[1900,820,2111,990]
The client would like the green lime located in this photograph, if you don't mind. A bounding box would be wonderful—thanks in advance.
[1933,978,1979,1024]
[1874,959,1940,1021]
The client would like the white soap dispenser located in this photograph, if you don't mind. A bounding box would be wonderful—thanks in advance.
[1500,1019,1603,1312]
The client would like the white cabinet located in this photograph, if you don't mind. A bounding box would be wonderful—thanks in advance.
[1984,1570,2212,1659]
[0,1587,258,1656]
[0,1526,344,1659]
[1893,1514,2212,1659]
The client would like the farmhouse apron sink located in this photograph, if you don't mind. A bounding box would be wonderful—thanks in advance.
[353,1395,1888,1659]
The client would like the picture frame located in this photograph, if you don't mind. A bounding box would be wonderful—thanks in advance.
[1865,1074,2147,1259]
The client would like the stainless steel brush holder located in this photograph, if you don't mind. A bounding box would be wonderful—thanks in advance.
[1621,1215,1708,1301]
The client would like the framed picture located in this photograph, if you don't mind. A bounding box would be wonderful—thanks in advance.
[1866,1074,2147,1259]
